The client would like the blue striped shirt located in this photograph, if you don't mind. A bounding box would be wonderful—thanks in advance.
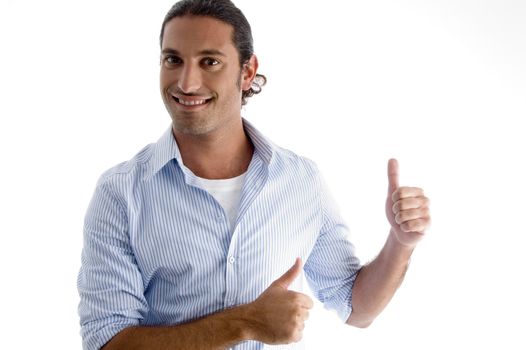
[77,119,362,350]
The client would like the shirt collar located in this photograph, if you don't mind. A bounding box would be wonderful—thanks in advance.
[242,118,274,165]
[145,118,275,180]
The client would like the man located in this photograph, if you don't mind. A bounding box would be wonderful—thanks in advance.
[77,0,431,349]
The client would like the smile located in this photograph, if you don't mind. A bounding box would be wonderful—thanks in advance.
[172,95,213,107]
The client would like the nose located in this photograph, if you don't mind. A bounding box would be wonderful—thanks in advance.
[177,63,202,94]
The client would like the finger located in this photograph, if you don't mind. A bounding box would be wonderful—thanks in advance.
[298,308,310,321]
[297,294,314,309]
[400,218,430,233]
[272,258,302,290]
[387,158,399,194]
[392,187,425,202]
[288,291,314,309]
[395,208,429,225]
[292,329,303,343]
[392,197,429,213]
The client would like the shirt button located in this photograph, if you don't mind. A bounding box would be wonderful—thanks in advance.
[228,256,235,264]
[216,214,223,221]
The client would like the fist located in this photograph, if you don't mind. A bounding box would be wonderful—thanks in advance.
[386,159,431,248]
[245,258,313,344]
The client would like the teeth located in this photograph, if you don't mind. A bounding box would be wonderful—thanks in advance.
[178,98,208,106]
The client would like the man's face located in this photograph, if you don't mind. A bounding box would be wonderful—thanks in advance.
[160,16,253,136]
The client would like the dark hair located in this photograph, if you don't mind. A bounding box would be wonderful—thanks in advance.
[160,0,266,105]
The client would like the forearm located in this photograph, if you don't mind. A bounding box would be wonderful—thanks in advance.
[102,305,252,350]
[347,229,414,327]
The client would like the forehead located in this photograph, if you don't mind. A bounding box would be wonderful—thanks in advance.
[162,16,237,56]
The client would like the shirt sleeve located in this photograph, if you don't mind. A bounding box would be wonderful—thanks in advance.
[303,168,362,323]
[77,178,148,350]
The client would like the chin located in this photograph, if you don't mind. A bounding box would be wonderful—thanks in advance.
[172,118,216,136]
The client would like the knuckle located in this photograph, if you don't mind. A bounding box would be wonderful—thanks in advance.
[293,335,301,343]
[409,208,420,218]
[422,216,430,225]
[407,220,417,230]
[407,219,425,231]
[410,198,420,209]
[307,298,314,309]
[292,330,303,343]
[294,318,302,328]
[304,309,311,320]
[292,304,302,314]
[291,293,302,305]
[404,208,422,220]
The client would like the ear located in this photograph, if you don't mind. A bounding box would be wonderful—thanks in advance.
[241,54,259,91]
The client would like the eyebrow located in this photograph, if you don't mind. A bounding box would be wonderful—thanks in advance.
[161,48,226,57]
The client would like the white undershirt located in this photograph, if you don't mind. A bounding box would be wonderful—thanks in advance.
[194,172,247,230]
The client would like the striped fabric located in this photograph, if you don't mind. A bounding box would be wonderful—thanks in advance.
[77,118,362,350]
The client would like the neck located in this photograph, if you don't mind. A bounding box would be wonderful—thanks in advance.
[173,118,254,179]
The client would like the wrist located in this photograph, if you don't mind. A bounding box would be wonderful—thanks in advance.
[230,303,258,342]
[387,229,415,260]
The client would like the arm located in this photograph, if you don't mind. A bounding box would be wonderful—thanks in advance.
[346,230,414,327]
[347,159,430,327]
[102,258,313,350]
[101,306,250,350]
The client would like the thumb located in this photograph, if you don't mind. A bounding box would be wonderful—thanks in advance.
[272,258,302,290]
[388,158,400,194]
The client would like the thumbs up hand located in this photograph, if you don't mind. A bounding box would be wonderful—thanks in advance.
[243,258,313,345]
[385,159,430,248]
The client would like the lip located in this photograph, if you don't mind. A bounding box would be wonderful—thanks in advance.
[171,95,213,111]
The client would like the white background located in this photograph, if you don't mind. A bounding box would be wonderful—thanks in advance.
[1,0,525,349]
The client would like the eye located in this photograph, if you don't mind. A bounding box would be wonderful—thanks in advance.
[165,55,182,65]
[202,57,220,66]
